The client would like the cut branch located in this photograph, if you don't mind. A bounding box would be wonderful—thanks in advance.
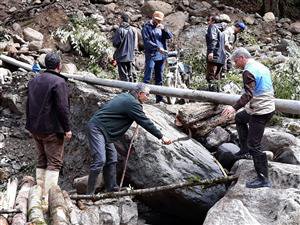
[0,209,21,215]
[70,175,238,201]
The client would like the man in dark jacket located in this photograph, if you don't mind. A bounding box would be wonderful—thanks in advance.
[26,52,72,200]
[205,15,226,91]
[222,48,275,188]
[86,83,172,194]
[142,11,173,103]
[113,13,136,82]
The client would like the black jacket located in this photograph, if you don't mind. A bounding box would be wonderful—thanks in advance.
[26,70,70,134]
[112,22,135,62]
[206,23,226,65]
[89,92,163,143]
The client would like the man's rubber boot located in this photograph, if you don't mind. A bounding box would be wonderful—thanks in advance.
[36,168,46,188]
[86,170,101,195]
[246,154,271,188]
[43,170,60,212]
[103,163,119,192]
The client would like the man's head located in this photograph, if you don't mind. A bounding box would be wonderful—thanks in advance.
[136,83,150,103]
[120,13,130,23]
[231,47,252,69]
[152,11,164,26]
[207,15,220,25]
[234,21,246,33]
[45,52,62,72]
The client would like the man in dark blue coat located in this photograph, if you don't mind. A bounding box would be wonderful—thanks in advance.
[142,11,173,103]
[113,13,136,82]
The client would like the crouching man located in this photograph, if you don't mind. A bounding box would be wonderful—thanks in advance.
[222,48,275,188]
[86,83,172,194]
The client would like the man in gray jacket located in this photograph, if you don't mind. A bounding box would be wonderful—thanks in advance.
[113,13,136,82]
[205,15,226,91]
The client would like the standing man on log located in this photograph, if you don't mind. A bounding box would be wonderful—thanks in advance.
[222,48,275,188]
[112,13,136,83]
[86,83,172,194]
[142,11,173,103]
[26,52,72,200]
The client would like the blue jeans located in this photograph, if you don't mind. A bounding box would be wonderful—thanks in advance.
[86,122,117,172]
[143,57,165,102]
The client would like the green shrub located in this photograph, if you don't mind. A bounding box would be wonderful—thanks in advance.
[54,16,115,78]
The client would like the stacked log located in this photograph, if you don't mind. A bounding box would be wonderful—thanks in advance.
[11,176,35,225]
[28,185,46,225]
[48,185,70,225]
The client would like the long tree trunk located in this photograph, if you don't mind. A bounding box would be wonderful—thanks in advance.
[62,191,80,225]
[11,176,35,225]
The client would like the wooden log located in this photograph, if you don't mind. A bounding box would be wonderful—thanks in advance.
[11,176,35,225]
[28,185,46,225]
[49,185,70,225]
[62,191,80,225]
[70,175,238,201]
[6,178,18,211]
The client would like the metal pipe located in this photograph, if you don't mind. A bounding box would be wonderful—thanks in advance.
[1,54,299,115]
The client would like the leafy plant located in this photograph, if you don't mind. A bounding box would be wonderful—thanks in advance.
[53,16,115,77]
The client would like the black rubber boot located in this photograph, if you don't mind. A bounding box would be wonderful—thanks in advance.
[246,154,271,188]
[103,163,119,192]
[86,169,101,195]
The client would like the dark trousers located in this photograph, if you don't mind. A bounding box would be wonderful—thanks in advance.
[117,61,136,82]
[32,133,64,171]
[143,57,165,103]
[206,61,223,82]
[86,122,117,172]
[235,110,274,178]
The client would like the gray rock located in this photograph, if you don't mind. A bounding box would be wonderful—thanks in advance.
[115,104,226,221]
[243,15,255,25]
[286,122,300,136]
[28,40,43,51]
[178,25,207,52]
[206,126,230,148]
[164,11,188,37]
[289,22,300,34]
[37,54,46,67]
[216,143,240,169]
[19,54,34,65]
[0,68,12,84]
[278,18,291,24]
[61,63,77,74]
[263,12,275,22]
[219,14,231,23]
[203,160,300,225]
[23,27,44,42]
[0,93,23,115]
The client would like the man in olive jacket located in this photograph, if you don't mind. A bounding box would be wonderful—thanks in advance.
[86,83,172,194]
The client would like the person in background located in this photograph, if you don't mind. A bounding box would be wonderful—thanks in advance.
[86,83,172,195]
[205,15,227,92]
[142,11,173,103]
[26,52,72,201]
[32,56,41,74]
[223,21,246,72]
[222,47,275,189]
[113,13,136,82]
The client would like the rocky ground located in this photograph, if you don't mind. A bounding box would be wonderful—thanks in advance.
[0,0,300,225]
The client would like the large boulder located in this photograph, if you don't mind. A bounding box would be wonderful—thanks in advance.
[203,160,300,225]
[289,21,300,34]
[23,27,44,42]
[115,104,227,222]
[141,1,173,17]
[164,11,189,37]
[178,25,207,52]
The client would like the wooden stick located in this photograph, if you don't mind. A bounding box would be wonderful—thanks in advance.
[70,175,238,201]
[0,209,21,215]
[119,124,139,190]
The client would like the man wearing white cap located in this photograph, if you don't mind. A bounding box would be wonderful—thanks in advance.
[142,11,173,103]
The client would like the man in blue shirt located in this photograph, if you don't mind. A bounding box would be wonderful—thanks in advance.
[142,11,173,103]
